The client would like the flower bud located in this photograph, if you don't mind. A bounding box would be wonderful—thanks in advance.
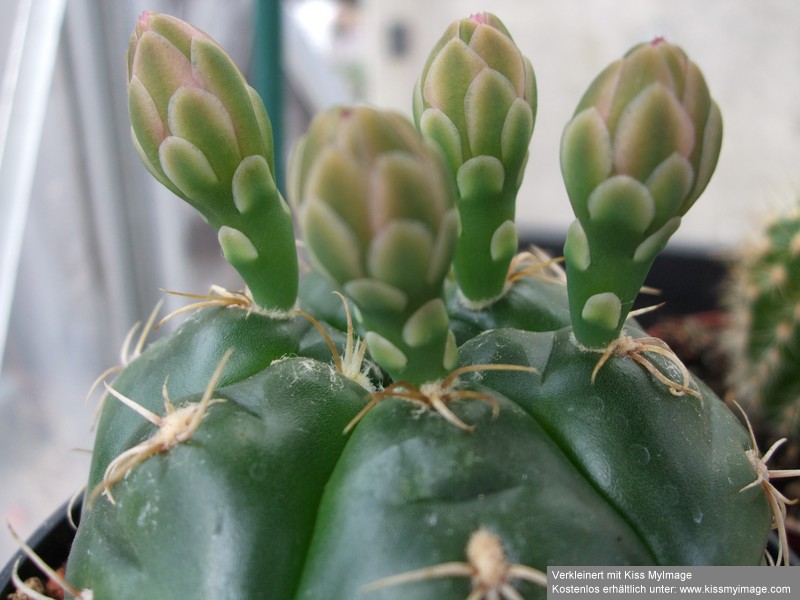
[413,12,536,183]
[290,106,460,384]
[413,12,537,304]
[128,11,276,223]
[127,12,296,312]
[561,39,722,348]
[562,38,722,235]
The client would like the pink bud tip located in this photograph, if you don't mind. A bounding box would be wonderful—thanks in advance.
[650,36,667,46]
[469,12,490,25]
[138,11,152,27]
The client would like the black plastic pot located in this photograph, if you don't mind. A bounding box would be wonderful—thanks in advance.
[0,496,81,598]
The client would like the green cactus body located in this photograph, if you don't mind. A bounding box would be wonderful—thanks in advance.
[295,391,653,599]
[459,327,772,566]
[291,325,774,598]
[54,11,793,600]
[445,273,571,345]
[725,206,800,435]
[68,358,371,599]
[80,306,345,493]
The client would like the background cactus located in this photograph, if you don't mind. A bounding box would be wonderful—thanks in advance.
[11,9,791,600]
[724,201,800,438]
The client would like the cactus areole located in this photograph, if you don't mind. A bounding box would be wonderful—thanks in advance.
[45,10,793,600]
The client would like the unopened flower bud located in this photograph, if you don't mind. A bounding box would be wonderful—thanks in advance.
[413,12,537,305]
[290,106,459,384]
[127,12,296,311]
[561,39,722,347]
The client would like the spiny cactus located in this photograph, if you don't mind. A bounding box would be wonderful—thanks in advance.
[17,9,795,600]
[724,202,800,437]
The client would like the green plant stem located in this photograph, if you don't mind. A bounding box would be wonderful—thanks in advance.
[213,156,298,312]
[564,220,653,348]
[358,302,456,386]
[219,206,298,312]
[454,185,517,305]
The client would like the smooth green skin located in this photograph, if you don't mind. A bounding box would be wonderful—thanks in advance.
[85,305,338,492]
[452,184,517,304]
[66,304,773,599]
[217,196,300,312]
[564,220,658,348]
[446,274,570,345]
[296,394,652,600]
[293,327,771,599]
[67,358,371,599]
[458,326,773,565]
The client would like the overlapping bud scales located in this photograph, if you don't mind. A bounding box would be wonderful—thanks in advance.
[127,12,297,312]
[561,38,722,348]
[290,106,460,384]
[724,205,800,436]
[413,12,537,305]
[413,12,535,182]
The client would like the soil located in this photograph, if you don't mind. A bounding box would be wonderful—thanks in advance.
[5,567,65,600]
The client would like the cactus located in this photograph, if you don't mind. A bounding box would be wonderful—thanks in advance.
[13,9,795,600]
[724,201,800,437]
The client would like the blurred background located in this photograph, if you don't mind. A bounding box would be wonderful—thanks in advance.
[1,0,799,566]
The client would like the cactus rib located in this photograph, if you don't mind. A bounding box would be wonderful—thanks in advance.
[345,363,537,434]
[293,292,373,390]
[156,286,255,326]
